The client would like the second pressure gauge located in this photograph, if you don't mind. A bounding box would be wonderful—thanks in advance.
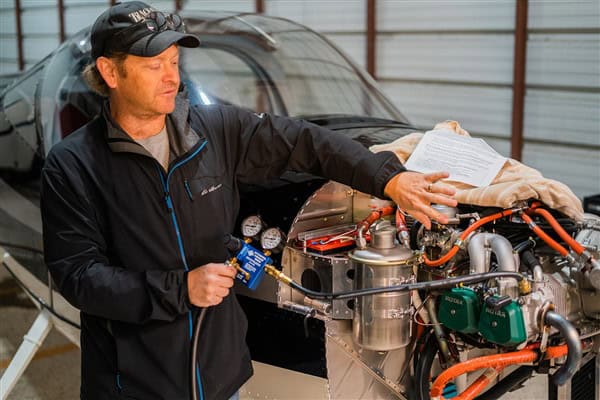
[260,227,286,253]
[241,215,263,238]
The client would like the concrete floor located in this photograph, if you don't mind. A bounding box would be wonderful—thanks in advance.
[0,256,551,400]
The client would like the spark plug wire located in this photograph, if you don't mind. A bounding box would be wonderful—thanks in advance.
[530,208,585,254]
[429,344,568,400]
[423,209,516,267]
[520,213,569,257]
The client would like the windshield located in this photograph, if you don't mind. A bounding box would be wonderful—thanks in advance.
[181,13,408,122]
[37,28,102,155]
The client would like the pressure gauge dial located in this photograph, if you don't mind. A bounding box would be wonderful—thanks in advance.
[241,215,263,238]
[260,227,286,253]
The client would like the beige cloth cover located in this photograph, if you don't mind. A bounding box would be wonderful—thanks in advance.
[370,121,584,221]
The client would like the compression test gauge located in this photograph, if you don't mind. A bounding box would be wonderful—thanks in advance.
[241,215,264,239]
[260,227,286,253]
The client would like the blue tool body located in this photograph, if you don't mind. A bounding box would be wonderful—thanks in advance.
[234,242,271,290]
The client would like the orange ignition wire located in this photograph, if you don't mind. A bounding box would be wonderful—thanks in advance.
[358,206,395,232]
[424,209,515,267]
[521,213,569,257]
[532,208,585,254]
[454,366,505,400]
[429,344,569,400]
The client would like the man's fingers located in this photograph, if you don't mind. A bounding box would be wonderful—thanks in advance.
[408,209,432,230]
[427,192,458,208]
[220,265,237,278]
[215,286,230,298]
[429,182,456,197]
[188,264,237,307]
[424,171,450,182]
[420,203,449,225]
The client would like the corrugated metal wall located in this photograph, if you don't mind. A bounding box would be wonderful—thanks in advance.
[0,0,598,198]
[523,2,600,199]
[0,0,175,72]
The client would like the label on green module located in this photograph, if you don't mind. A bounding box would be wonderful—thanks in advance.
[438,288,481,334]
[478,299,527,347]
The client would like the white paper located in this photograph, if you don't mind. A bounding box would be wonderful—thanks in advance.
[404,129,507,187]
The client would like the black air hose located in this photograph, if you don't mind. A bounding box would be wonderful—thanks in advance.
[544,310,582,386]
[190,235,245,400]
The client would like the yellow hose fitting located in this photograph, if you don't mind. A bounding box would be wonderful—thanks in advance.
[264,265,292,285]
[519,279,532,295]
[236,266,250,281]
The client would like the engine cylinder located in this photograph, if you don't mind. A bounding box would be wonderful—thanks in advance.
[349,222,415,350]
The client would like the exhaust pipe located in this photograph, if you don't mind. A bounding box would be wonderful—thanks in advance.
[544,310,582,386]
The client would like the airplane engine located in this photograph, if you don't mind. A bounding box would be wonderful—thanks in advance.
[264,181,600,400]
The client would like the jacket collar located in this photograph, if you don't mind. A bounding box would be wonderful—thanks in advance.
[103,93,202,160]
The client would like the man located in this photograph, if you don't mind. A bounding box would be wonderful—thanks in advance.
[41,2,456,399]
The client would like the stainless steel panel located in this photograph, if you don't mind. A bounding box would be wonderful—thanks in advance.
[325,319,408,400]
[281,247,353,319]
[287,181,355,241]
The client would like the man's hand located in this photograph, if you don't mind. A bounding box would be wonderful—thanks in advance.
[384,171,457,230]
[187,263,237,307]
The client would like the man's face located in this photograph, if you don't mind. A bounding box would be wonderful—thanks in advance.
[111,45,180,117]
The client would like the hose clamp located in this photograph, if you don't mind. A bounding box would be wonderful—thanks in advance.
[537,302,555,335]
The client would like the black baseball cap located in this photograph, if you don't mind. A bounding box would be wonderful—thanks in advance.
[90,1,200,60]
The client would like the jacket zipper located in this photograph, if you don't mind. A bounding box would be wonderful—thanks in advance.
[116,372,123,392]
[184,179,194,201]
[156,140,207,400]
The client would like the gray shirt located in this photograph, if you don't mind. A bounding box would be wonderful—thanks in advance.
[135,126,170,171]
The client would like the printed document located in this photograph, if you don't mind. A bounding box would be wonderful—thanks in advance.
[404,129,507,187]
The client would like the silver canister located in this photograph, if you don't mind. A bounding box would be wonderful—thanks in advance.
[349,222,416,350]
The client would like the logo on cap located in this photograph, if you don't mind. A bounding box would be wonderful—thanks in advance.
[128,7,156,23]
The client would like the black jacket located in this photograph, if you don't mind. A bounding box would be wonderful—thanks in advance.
[41,95,405,400]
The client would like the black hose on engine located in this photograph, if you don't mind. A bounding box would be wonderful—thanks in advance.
[543,310,582,386]
[285,271,526,300]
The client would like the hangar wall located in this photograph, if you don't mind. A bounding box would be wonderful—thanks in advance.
[0,0,598,199]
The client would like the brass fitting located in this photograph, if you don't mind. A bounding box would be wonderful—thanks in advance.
[264,264,292,285]
[519,278,532,295]
[227,257,250,281]
[236,265,250,281]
